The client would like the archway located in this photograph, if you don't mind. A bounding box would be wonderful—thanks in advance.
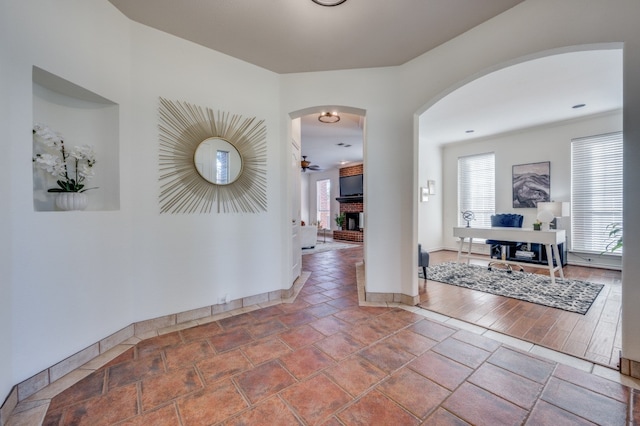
[415,44,623,367]
[288,106,367,287]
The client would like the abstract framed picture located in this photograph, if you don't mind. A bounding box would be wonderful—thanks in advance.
[512,161,550,208]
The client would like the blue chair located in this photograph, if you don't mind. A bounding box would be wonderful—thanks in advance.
[486,213,524,273]
[418,244,430,279]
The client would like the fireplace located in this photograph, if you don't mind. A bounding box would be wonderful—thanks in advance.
[344,212,360,231]
[333,164,364,243]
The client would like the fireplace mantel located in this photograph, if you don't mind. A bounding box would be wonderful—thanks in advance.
[336,196,363,203]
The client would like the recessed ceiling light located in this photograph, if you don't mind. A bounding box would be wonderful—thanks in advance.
[344,144,351,147]
[572,104,586,109]
[337,142,344,146]
[465,130,475,134]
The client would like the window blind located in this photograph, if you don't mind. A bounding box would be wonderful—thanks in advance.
[316,179,331,229]
[571,132,623,254]
[458,152,495,228]
[216,150,230,184]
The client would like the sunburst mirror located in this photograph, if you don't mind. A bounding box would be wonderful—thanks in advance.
[158,97,267,213]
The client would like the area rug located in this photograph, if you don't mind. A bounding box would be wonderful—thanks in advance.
[421,262,604,315]
[301,241,361,255]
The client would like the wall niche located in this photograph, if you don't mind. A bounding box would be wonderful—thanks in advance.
[32,66,120,211]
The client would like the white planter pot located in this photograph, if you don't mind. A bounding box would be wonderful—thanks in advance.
[55,192,88,211]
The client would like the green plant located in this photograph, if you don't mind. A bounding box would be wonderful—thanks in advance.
[334,212,345,228]
[604,222,623,253]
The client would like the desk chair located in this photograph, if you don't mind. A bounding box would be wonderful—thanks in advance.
[418,244,430,279]
[486,213,524,273]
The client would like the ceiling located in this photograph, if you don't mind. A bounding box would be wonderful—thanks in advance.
[107,0,524,74]
[300,112,365,173]
[299,49,622,172]
[421,49,623,146]
[107,0,622,172]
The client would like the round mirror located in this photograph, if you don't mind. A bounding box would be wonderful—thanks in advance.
[194,137,243,185]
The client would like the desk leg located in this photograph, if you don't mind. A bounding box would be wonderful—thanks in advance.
[457,237,464,262]
[466,238,473,264]
[544,244,556,285]
[552,243,565,281]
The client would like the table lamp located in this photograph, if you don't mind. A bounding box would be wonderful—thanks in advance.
[537,201,570,231]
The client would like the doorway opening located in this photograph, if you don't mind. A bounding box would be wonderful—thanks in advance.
[289,106,366,278]
[416,46,623,368]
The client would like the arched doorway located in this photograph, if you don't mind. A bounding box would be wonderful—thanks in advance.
[415,45,623,367]
[288,106,366,285]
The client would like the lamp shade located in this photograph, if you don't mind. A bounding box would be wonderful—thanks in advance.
[536,209,555,224]
[537,201,570,217]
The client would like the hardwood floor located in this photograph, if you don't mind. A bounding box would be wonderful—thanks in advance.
[420,250,622,369]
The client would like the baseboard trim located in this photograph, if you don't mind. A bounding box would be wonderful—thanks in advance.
[0,277,308,426]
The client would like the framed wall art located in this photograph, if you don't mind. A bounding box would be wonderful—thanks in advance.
[158,97,267,214]
[512,161,550,208]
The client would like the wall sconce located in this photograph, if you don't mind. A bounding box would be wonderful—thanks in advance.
[420,180,436,202]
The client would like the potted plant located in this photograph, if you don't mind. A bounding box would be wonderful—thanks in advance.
[533,220,542,231]
[604,222,623,253]
[32,123,97,210]
[334,212,346,230]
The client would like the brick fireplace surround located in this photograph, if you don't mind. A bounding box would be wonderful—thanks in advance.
[334,164,363,243]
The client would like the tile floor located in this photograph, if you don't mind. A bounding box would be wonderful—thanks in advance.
[8,245,640,425]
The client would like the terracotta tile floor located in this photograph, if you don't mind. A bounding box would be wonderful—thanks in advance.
[12,245,640,425]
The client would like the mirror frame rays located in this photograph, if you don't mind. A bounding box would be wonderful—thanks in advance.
[158,97,267,213]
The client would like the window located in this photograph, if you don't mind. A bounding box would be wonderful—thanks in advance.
[216,150,229,184]
[571,132,623,254]
[458,152,495,228]
[316,179,331,229]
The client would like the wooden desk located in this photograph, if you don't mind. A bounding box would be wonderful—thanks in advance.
[453,226,566,284]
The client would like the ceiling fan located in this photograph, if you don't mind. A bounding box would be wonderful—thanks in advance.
[300,156,321,172]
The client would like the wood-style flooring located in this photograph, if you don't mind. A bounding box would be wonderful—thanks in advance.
[420,250,622,369]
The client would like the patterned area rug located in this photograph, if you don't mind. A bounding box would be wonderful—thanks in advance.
[301,241,360,255]
[422,262,604,315]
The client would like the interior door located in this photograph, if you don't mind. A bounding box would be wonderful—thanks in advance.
[291,118,302,282]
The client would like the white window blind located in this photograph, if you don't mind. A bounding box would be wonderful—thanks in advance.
[571,132,623,254]
[316,179,331,229]
[458,152,495,228]
[216,150,230,184]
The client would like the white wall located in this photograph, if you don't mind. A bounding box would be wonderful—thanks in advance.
[1,0,284,398]
[417,137,443,252]
[438,112,622,269]
[0,0,13,401]
[127,24,283,323]
[282,68,415,297]
[622,22,640,363]
[4,0,134,397]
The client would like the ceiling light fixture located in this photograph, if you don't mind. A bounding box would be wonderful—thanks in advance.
[319,111,340,123]
[311,0,347,6]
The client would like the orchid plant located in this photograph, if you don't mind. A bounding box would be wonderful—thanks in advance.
[33,123,97,193]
